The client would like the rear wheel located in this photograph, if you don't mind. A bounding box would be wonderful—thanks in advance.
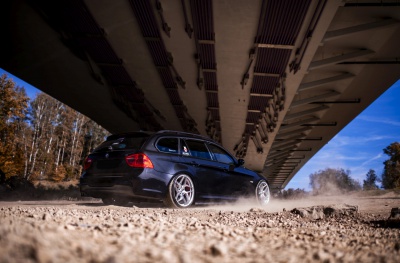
[256,180,270,206]
[165,174,195,208]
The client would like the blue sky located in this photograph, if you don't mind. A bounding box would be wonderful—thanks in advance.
[1,68,399,190]
[0,69,40,99]
[286,79,400,190]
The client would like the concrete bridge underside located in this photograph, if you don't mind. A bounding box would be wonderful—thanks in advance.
[2,0,400,190]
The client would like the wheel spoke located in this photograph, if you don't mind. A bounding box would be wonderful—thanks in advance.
[175,192,183,202]
[175,178,183,188]
[183,179,190,187]
[184,190,192,200]
[182,192,189,203]
[181,189,189,204]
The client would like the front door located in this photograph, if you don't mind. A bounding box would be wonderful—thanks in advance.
[180,139,225,199]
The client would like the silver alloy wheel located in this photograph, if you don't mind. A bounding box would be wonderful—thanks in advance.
[256,180,270,205]
[171,174,195,207]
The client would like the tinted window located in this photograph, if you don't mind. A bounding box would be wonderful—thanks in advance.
[156,138,179,154]
[94,134,148,152]
[185,140,212,160]
[208,144,234,164]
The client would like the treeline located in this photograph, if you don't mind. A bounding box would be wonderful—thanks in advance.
[279,141,400,199]
[0,74,109,182]
[307,142,400,193]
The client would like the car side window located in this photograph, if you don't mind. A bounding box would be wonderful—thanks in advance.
[156,138,178,154]
[207,144,235,164]
[184,140,212,160]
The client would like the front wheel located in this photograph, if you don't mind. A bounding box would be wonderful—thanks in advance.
[255,180,270,206]
[165,174,195,208]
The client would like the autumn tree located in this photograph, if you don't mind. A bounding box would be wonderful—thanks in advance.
[26,92,109,181]
[381,142,400,189]
[0,74,29,179]
[0,72,109,183]
[26,93,62,180]
[309,168,361,195]
[363,169,378,190]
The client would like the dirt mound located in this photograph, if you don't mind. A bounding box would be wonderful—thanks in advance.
[291,204,358,219]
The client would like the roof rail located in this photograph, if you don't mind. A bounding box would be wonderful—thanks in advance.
[156,130,211,141]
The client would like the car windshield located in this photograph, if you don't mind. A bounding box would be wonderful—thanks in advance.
[93,133,149,153]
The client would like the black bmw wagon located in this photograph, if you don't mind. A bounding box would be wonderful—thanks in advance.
[80,130,270,208]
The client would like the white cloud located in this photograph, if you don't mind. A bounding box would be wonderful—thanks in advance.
[330,134,392,147]
[361,153,383,167]
[357,116,400,127]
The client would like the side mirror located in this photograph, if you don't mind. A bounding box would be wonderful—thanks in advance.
[237,159,245,166]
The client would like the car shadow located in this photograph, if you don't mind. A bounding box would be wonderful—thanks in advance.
[76,201,167,208]
[370,219,400,229]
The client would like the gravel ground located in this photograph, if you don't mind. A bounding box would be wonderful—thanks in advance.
[0,192,399,263]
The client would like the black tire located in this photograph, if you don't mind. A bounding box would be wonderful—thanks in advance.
[165,174,195,208]
[255,180,270,206]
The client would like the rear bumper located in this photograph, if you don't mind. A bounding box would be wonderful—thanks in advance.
[80,184,136,198]
[79,170,171,201]
[80,184,166,200]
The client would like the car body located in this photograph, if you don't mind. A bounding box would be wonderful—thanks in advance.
[80,130,270,208]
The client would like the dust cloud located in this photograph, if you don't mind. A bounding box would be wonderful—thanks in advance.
[200,191,390,214]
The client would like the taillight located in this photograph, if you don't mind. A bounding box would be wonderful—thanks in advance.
[83,157,93,170]
[125,153,154,168]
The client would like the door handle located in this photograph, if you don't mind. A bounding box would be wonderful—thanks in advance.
[191,161,199,166]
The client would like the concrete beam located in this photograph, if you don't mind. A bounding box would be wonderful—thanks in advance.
[298,73,355,91]
[323,18,399,42]
[309,49,374,70]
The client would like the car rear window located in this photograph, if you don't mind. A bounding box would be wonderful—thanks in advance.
[94,134,149,152]
[156,138,178,154]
